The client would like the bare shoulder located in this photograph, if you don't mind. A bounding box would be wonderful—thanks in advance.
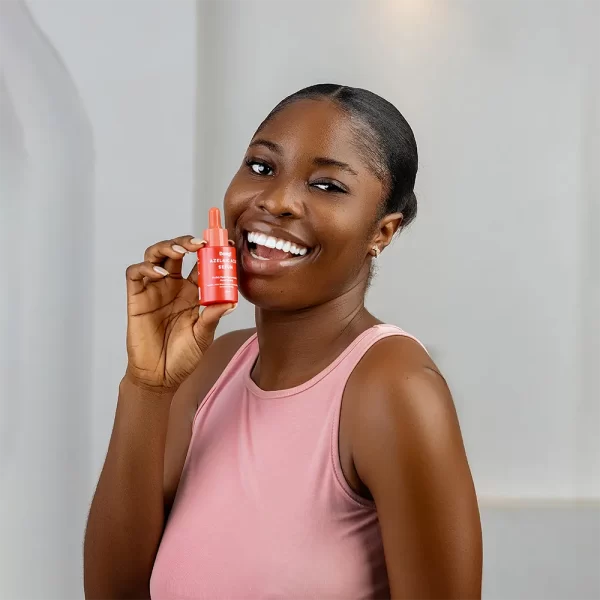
[345,334,457,444]
[206,327,257,363]
[173,326,256,419]
[213,326,257,353]
[178,326,256,405]
[343,333,471,505]
[345,334,482,598]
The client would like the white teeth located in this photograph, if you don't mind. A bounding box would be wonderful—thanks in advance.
[250,250,269,260]
[246,230,309,258]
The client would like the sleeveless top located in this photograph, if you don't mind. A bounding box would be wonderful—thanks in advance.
[150,324,426,600]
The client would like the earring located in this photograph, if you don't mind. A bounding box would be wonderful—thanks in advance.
[372,245,381,258]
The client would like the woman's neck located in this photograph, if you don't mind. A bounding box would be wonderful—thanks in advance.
[252,289,379,391]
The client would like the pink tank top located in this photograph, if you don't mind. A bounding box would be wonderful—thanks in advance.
[150,324,425,600]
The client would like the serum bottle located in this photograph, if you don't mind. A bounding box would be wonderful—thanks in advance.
[197,207,238,306]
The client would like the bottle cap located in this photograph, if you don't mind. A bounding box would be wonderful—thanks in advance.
[203,207,228,247]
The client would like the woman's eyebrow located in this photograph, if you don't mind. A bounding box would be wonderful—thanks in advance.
[312,157,358,176]
[248,139,283,154]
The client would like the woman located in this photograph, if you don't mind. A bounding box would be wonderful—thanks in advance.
[84,84,482,599]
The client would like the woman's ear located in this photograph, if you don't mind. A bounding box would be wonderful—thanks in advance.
[372,212,403,254]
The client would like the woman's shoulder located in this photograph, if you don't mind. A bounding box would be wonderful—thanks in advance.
[211,327,257,357]
[345,332,457,466]
[347,330,450,418]
[359,328,437,377]
[344,335,481,599]
[183,328,256,401]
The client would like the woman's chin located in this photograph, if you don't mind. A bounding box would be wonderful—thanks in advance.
[238,279,310,313]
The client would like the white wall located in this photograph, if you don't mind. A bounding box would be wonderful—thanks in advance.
[577,0,600,502]
[0,0,597,598]
[481,503,599,599]
[1,1,197,597]
[23,0,198,481]
[195,0,600,502]
[195,3,599,594]
[1,2,94,598]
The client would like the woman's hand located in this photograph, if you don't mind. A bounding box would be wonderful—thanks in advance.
[124,235,236,391]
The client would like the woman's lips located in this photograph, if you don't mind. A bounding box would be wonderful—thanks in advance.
[247,230,309,257]
[240,238,312,275]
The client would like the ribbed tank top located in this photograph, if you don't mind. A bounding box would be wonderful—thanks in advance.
[150,324,426,600]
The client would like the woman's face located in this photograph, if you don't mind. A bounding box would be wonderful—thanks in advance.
[224,99,387,311]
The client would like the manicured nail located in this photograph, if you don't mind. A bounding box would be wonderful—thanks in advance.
[172,244,187,254]
[153,266,169,276]
[190,238,206,245]
[223,303,237,316]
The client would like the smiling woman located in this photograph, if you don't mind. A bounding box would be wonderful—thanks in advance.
[84,84,482,600]
[224,85,417,312]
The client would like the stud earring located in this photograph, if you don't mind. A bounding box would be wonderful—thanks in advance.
[372,245,381,258]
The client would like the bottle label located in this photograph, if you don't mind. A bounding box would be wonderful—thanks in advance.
[198,246,238,304]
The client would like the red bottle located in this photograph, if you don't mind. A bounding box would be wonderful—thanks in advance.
[197,207,238,306]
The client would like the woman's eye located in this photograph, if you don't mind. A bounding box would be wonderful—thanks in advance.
[311,181,346,193]
[246,159,273,176]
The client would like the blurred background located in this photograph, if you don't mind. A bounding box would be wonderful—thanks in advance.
[1,0,598,598]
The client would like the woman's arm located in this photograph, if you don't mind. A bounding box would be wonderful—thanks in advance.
[349,337,483,599]
[83,376,174,600]
[83,233,240,599]
[84,329,254,600]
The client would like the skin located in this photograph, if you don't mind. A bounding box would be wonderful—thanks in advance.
[84,98,482,600]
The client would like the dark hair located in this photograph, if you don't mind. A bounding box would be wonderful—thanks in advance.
[258,84,418,229]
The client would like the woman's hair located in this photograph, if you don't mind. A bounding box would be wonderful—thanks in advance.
[258,84,418,229]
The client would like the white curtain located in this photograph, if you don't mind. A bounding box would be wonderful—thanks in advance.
[0,1,94,597]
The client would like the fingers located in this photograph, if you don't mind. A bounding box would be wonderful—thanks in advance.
[143,235,206,277]
[187,261,199,286]
[126,261,170,296]
[192,303,237,352]
[127,235,206,296]
[187,239,206,285]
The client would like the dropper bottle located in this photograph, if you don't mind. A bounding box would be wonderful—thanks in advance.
[197,207,238,306]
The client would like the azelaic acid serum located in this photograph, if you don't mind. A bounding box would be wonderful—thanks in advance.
[197,207,238,306]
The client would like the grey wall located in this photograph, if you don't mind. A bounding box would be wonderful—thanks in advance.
[0,2,93,597]
[0,0,597,598]
[21,0,199,480]
[481,503,599,599]
[1,1,197,597]
[578,0,600,514]
[194,1,600,596]
[195,0,599,502]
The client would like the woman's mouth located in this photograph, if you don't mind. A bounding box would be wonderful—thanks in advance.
[240,230,313,275]
[245,230,310,261]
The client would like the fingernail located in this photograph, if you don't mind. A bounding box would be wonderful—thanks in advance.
[191,238,206,245]
[172,244,187,254]
[153,266,169,276]
[223,303,237,316]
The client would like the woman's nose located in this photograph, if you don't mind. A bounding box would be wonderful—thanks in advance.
[258,186,303,218]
